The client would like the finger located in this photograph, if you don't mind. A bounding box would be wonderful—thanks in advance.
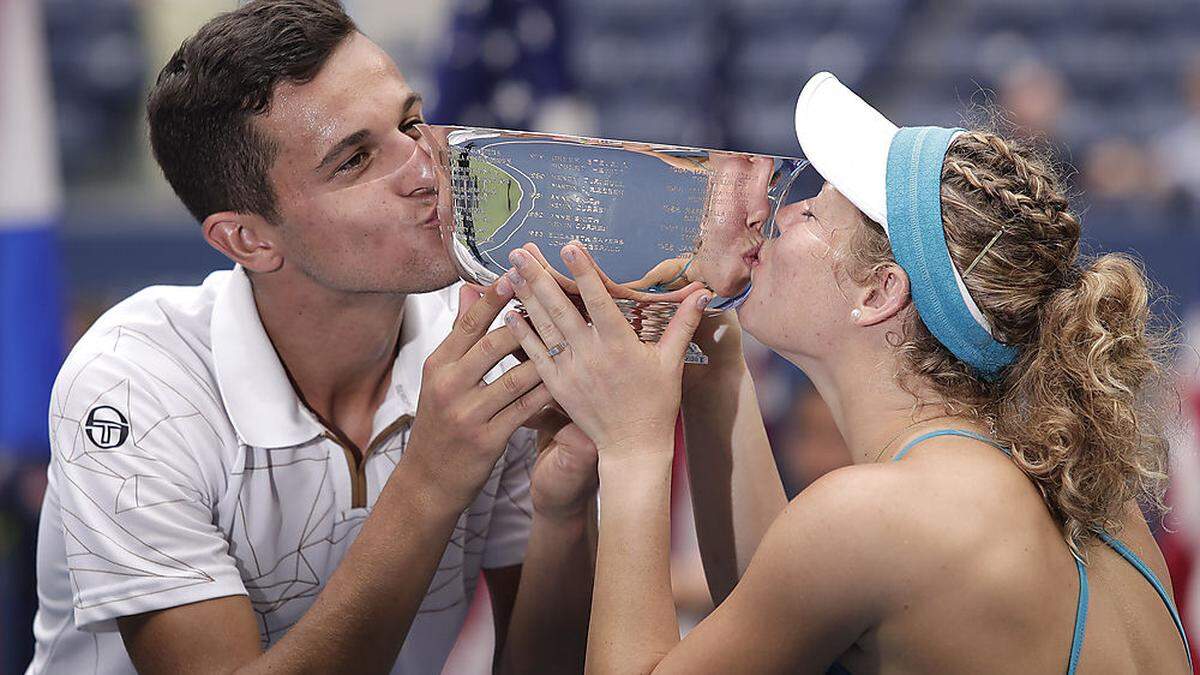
[458,323,521,383]
[506,267,568,356]
[553,422,596,454]
[457,284,483,320]
[523,242,579,295]
[569,244,631,298]
[457,283,489,318]
[477,359,544,419]
[660,288,712,365]
[443,276,517,359]
[561,243,630,337]
[490,383,555,436]
[526,406,571,442]
[509,248,590,341]
[503,310,555,377]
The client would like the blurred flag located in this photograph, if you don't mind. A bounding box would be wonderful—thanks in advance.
[0,0,64,461]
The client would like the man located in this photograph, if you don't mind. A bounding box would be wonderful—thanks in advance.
[27,1,596,672]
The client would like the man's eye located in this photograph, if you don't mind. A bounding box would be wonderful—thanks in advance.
[803,209,815,219]
[337,151,368,174]
[400,117,424,137]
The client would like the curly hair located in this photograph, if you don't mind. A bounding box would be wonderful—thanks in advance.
[840,129,1176,557]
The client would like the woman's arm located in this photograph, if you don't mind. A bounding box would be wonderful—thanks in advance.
[500,244,887,673]
[591,446,681,674]
[593,450,892,675]
[680,314,788,602]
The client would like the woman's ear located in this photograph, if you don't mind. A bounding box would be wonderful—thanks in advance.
[850,262,910,326]
[202,211,284,273]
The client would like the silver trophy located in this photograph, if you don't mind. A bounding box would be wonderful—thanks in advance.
[420,125,809,360]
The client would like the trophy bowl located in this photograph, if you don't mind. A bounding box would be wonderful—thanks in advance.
[420,124,810,352]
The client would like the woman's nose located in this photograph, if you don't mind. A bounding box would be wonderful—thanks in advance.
[774,201,805,233]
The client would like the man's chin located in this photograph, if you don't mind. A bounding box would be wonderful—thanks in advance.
[404,263,462,295]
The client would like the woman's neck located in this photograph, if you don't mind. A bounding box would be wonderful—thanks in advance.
[784,351,970,465]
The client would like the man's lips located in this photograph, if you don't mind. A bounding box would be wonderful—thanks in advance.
[743,241,763,267]
[420,209,442,230]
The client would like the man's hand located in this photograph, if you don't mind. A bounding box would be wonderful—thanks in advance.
[405,278,554,505]
[526,407,599,523]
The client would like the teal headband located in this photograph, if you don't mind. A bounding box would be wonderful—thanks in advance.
[885,126,1019,380]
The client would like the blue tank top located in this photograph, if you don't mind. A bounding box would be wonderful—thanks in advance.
[827,429,1191,674]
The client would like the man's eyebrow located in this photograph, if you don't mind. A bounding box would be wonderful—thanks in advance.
[312,93,423,173]
[316,128,371,172]
[402,92,423,113]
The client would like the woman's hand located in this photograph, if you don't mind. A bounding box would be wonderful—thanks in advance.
[503,242,711,460]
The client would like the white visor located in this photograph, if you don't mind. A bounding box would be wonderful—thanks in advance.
[793,72,996,336]
[794,72,898,231]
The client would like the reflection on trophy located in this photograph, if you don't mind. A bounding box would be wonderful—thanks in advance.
[420,124,809,350]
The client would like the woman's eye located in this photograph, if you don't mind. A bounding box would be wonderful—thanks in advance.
[802,209,815,219]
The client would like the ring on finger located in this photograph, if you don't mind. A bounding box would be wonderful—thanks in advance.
[546,341,570,358]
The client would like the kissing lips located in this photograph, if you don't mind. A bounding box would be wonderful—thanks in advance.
[743,242,763,268]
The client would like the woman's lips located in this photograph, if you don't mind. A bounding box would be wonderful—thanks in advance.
[743,241,763,267]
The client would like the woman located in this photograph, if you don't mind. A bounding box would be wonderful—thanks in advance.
[497,72,1191,672]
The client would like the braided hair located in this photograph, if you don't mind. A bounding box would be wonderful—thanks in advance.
[839,129,1174,556]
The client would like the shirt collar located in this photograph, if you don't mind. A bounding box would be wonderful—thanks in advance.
[370,281,460,436]
[211,266,325,448]
[211,266,463,448]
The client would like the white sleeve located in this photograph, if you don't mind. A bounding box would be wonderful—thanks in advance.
[481,427,537,569]
[48,351,246,631]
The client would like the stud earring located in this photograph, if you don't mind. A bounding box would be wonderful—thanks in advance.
[850,308,862,321]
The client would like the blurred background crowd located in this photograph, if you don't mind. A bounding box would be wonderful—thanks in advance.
[3,0,1200,672]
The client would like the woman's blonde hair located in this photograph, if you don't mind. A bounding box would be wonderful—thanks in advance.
[842,129,1176,556]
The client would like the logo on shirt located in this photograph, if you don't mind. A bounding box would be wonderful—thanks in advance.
[84,406,130,449]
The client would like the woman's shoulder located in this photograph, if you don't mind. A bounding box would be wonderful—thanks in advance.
[775,447,1038,575]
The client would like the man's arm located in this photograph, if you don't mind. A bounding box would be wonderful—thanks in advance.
[119,280,554,674]
[491,421,598,674]
[490,513,594,674]
[118,458,471,672]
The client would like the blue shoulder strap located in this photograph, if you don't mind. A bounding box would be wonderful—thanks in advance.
[1096,530,1193,669]
[891,428,1007,462]
[888,430,1191,672]
[1068,556,1089,674]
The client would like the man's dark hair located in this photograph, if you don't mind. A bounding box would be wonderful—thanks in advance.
[147,0,356,223]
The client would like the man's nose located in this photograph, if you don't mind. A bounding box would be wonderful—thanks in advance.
[391,136,438,197]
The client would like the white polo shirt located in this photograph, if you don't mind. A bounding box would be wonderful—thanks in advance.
[27,266,537,674]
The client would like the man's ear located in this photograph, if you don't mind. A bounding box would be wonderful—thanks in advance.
[851,262,910,327]
[202,211,284,273]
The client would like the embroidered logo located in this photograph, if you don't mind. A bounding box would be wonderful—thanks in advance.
[84,406,130,449]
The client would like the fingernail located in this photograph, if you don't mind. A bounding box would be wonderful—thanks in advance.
[563,245,577,262]
[495,275,512,297]
[507,268,525,286]
[504,311,518,325]
[508,249,527,268]
[697,294,712,308]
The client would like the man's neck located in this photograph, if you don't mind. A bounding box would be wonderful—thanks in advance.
[251,271,407,447]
